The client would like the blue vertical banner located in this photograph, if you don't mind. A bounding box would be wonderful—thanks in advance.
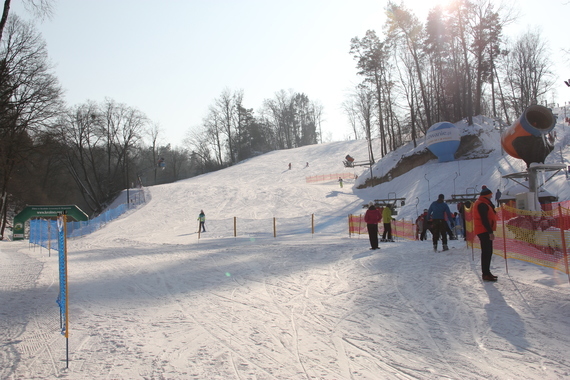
[56,213,69,339]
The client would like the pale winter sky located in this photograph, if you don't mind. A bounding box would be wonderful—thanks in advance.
[11,0,570,146]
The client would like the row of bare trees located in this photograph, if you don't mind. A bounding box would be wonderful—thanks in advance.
[0,0,559,239]
[0,10,196,238]
[0,4,323,239]
[186,88,322,169]
[345,0,555,159]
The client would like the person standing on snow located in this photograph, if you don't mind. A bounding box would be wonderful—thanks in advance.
[474,186,498,282]
[427,194,454,251]
[198,210,206,232]
[364,204,381,250]
[381,204,393,242]
[418,209,430,241]
[458,201,471,241]
[338,177,343,188]
[453,212,463,238]
[495,189,502,204]
[415,212,424,240]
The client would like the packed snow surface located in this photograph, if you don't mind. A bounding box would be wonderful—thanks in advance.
[1,116,570,379]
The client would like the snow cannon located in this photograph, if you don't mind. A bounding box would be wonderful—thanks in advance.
[501,105,555,167]
[426,122,461,162]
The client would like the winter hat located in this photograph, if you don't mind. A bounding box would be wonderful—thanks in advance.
[480,186,492,196]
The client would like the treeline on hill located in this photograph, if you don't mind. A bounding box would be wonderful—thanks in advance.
[0,0,560,240]
[0,12,322,239]
[344,1,555,163]
[185,88,322,169]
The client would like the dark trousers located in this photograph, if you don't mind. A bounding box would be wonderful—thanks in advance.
[367,223,379,249]
[420,226,429,240]
[478,232,493,275]
[200,222,206,232]
[431,219,448,246]
[446,222,455,240]
[382,223,392,240]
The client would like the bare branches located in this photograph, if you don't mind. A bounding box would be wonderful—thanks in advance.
[0,0,55,44]
[21,0,55,21]
[347,0,556,157]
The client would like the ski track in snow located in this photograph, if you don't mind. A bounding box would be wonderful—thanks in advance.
[3,230,570,379]
[2,125,570,379]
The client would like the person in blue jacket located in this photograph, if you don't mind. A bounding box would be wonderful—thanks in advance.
[427,194,454,251]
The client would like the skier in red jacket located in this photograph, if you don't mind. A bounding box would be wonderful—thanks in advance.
[364,204,381,250]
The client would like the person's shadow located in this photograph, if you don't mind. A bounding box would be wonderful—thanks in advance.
[352,251,373,259]
[484,282,529,351]
[326,191,343,198]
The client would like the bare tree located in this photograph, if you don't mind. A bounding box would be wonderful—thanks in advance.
[394,46,420,147]
[203,109,224,166]
[0,0,54,43]
[350,29,390,156]
[147,122,162,184]
[293,93,319,146]
[346,83,376,163]
[261,90,319,150]
[57,102,103,212]
[55,99,148,214]
[341,98,360,140]
[165,145,189,181]
[0,15,62,238]
[262,90,293,149]
[385,2,432,127]
[502,30,554,116]
[312,101,324,144]
[184,128,220,172]
[214,88,238,164]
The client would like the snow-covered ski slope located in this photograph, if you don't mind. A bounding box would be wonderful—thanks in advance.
[1,115,570,379]
[98,114,570,245]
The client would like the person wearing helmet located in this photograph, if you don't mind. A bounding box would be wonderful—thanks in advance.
[473,186,498,281]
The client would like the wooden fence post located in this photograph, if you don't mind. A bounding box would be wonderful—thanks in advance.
[311,214,314,236]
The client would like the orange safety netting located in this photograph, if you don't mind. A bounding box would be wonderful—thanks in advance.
[349,202,570,276]
[348,214,367,235]
[306,172,356,183]
[348,213,417,240]
[392,219,417,240]
[464,203,569,274]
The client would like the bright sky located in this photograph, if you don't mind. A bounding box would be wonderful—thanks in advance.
[11,0,570,146]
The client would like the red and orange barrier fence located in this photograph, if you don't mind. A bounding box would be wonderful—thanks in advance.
[348,213,417,240]
[306,172,356,184]
[465,203,570,277]
[349,200,570,281]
